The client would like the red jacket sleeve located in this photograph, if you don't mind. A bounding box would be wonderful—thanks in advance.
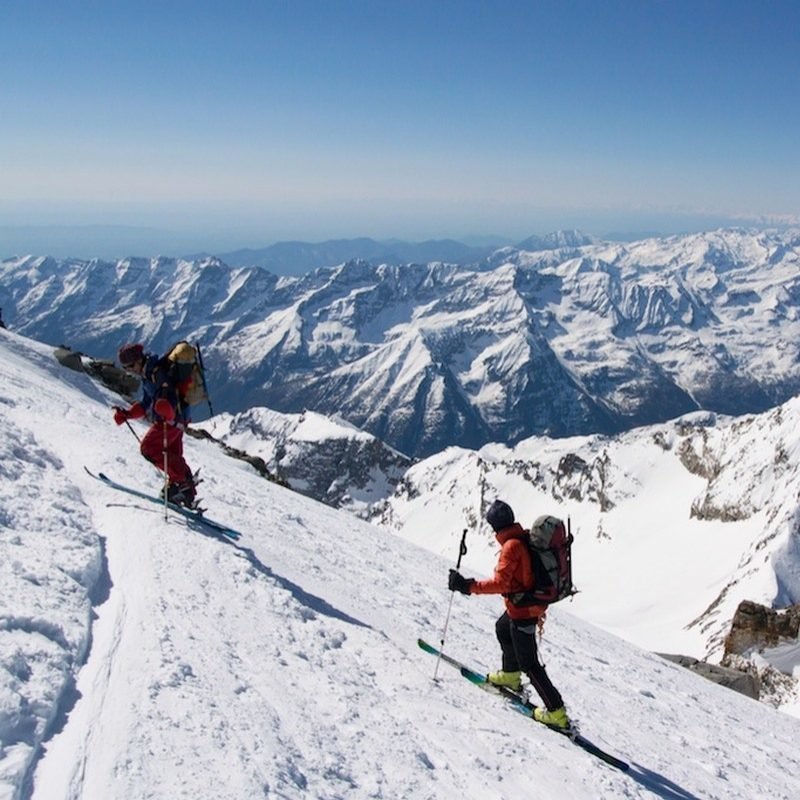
[470,539,531,596]
[127,402,146,420]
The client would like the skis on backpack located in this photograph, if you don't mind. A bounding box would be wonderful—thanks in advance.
[85,468,241,540]
[418,638,629,772]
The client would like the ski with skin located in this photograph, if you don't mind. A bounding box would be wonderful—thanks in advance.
[85,468,241,540]
[418,638,629,772]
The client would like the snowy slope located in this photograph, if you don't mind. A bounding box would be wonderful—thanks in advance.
[1,327,800,800]
[207,399,800,683]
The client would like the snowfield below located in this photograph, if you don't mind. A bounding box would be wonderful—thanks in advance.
[1,327,800,799]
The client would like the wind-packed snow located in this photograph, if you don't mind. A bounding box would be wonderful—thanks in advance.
[2,327,800,800]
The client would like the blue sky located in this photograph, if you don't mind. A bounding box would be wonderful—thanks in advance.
[1,0,799,255]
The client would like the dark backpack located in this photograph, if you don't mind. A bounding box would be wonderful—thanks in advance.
[508,515,576,607]
[165,341,211,409]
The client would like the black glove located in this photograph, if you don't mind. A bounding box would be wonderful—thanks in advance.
[448,569,474,595]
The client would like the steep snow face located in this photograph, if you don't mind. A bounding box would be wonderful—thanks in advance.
[0,345,106,798]
[2,328,800,800]
[187,355,800,708]
[3,228,800,456]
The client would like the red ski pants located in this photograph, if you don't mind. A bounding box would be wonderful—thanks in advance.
[140,422,191,484]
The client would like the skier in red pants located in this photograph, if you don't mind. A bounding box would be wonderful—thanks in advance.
[112,342,198,507]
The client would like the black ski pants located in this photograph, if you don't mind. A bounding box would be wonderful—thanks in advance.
[495,611,564,711]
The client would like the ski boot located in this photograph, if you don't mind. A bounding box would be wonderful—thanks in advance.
[533,705,571,730]
[487,670,523,692]
[163,469,201,510]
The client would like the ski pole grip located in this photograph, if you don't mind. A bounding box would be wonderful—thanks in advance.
[455,528,468,570]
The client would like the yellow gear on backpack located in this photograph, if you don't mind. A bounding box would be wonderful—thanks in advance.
[166,341,209,408]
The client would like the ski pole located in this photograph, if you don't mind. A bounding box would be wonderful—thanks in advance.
[124,419,141,443]
[434,527,468,681]
[162,422,169,521]
[195,342,214,417]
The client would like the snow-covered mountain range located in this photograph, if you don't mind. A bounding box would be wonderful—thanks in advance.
[2,326,800,800]
[3,227,800,457]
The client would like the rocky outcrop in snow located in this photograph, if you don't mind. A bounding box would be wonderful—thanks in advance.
[657,653,760,699]
[724,600,800,656]
[197,407,412,512]
[721,600,800,709]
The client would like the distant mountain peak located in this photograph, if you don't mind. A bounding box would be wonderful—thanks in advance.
[515,229,597,251]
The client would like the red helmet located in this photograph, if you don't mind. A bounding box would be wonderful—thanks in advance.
[118,343,144,367]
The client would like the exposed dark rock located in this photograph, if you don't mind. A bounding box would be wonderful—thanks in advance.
[690,496,752,522]
[723,600,800,656]
[553,451,614,511]
[186,427,287,486]
[657,653,760,699]
[84,358,140,397]
[53,345,140,396]
[677,432,719,479]
[53,345,85,372]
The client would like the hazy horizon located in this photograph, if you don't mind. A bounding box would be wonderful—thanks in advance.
[2,212,793,263]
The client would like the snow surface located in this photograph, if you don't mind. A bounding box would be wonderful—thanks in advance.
[2,326,800,799]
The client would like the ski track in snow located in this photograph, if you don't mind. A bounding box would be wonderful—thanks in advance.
[1,327,800,799]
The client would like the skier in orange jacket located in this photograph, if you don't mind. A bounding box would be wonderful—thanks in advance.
[448,499,570,729]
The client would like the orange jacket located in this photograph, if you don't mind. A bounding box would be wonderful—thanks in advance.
[469,523,546,620]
